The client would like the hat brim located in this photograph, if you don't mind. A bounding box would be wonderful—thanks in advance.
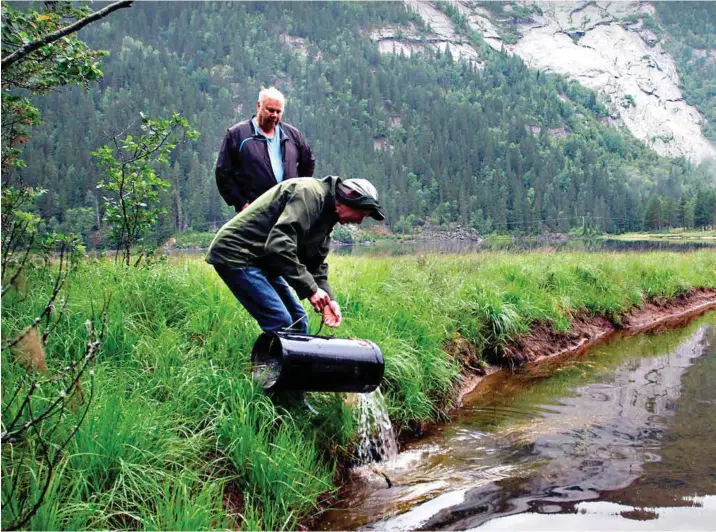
[339,194,385,221]
[371,207,385,221]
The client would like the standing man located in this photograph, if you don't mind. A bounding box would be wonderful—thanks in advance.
[215,87,316,212]
[206,176,384,334]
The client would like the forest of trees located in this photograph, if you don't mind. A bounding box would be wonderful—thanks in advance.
[9,1,716,247]
[656,1,716,142]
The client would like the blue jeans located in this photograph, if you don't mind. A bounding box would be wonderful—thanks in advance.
[214,265,309,334]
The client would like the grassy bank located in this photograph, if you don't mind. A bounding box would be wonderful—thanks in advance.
[3,250,715,529]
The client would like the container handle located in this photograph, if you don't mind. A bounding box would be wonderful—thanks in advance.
[280,315,333,337]
[315,316,326,337]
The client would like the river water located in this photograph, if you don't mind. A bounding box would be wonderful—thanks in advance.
[317,311,716,530]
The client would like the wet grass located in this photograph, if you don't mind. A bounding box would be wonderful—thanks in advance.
[2,250,715,529]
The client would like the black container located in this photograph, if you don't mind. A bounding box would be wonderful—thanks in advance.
[251,331,384,393]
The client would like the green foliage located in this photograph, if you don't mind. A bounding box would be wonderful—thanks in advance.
[331,224,377,244]
[12,2,714,243]
[61,207,96,245]
[1,232,98,531]
[331,224,355,244]
[1,186,88,301]
[93,113,199,266]
[1,0,105,281]
[656,1,716,50]
[2,6,125,526]
[173,230,216,249]
[0,93,40,169]
[1,1,108,173]
[694,188,716,228]
[1,186,44,245]
[2,250,715,528]
[644,194,664,230]
[1,2,107,89]
[655,2,716,141]
[218,388,332,530]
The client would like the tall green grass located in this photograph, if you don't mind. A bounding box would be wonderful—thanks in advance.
[2,250,715,529]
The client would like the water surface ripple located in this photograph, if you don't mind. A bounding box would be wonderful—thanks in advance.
[317,312,716,531]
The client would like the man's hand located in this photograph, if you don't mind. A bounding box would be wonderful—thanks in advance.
[241,202,250,211]
[309,288,331,313]
[322,300,342,328]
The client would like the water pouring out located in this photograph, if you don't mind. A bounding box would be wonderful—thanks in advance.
[252,331,396,466]
[356,388,398,465]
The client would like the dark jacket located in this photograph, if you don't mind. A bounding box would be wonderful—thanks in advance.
[206,176,339,300]
[215,118,315,211]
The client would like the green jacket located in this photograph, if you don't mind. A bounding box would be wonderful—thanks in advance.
[206,176,339,300]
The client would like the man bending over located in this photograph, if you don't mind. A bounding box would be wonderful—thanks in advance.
[206,176,384,334]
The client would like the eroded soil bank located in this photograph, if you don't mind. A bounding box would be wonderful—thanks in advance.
[454,287,716,408]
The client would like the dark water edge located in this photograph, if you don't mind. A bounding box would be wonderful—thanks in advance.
[317,312,716,531]
[331,237,716,256]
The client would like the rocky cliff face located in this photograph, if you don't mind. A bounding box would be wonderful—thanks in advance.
[369,2,482,67]
[369,1,716,164]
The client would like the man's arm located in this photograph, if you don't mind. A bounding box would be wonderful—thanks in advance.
[264,187,324,299]
[309,234,341,325]
[215,130,247,210]
[306,233,333,300]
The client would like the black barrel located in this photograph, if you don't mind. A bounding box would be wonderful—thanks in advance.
[251,331,384,393]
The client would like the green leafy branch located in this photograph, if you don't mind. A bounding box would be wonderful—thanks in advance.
[93,113,199,267]
[1,1,129,181]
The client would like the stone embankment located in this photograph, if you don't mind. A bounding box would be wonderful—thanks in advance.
[412,226,483,242]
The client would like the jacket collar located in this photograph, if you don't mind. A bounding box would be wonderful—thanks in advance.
[251,116,285,141]
[322,176,340,222]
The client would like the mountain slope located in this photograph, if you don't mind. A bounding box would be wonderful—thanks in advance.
[376,1,716,164]
[11,1,716,242]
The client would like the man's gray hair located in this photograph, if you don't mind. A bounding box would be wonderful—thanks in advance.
[258,87,285,105]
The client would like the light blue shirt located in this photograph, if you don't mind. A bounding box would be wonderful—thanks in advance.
[253,118,284,183]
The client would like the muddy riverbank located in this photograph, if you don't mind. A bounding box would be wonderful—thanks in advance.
[453,287,716,409]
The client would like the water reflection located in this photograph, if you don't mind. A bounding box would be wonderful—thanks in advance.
[479,497,716,531]
[317,312,716,531]
[332,238,716,256]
